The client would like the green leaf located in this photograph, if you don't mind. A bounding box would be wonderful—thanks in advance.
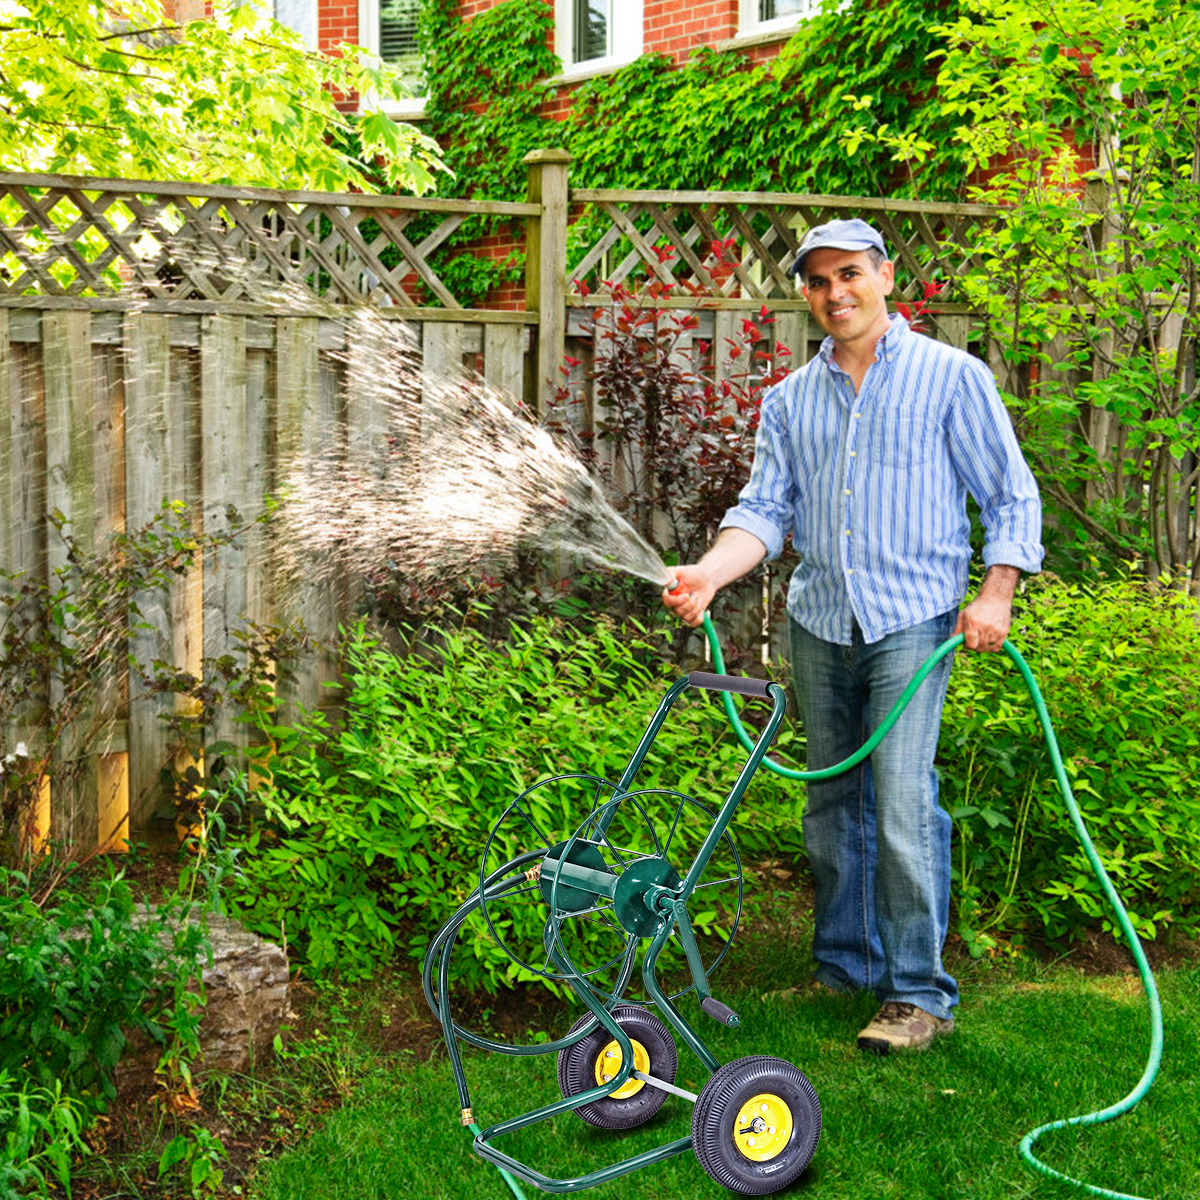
[158,1134,192,1176]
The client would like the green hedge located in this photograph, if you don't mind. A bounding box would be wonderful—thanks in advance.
[940,573,1200,952]
[224,574,1200,984]
[225,615,806,988]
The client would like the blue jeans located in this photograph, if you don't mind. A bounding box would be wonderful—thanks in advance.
[788,610,959,1018]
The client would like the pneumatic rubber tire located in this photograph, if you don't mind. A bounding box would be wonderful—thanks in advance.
[556,1005,677,1129]
[692,1055,821,1194]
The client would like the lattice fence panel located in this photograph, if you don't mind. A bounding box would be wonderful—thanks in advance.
[567,190,1003,307]
[0,174,535,311]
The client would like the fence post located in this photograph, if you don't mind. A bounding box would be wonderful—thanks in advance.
[524,149,572,412]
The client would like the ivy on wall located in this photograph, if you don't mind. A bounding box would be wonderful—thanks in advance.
[421,0,559,200]
[569,3,969,199]
[417,0,971,302]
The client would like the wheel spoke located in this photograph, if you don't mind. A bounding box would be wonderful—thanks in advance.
[662,794,689,858]
[491,879,541,898]
[558,899,615,921]
[573,913,623,933]
[510,802,552,849]
[585,819,632,872]
[604,847,660,861]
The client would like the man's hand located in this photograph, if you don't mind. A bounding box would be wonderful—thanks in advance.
[954,565,1021,652]
[661,528,768,629]
[663,565,717,629]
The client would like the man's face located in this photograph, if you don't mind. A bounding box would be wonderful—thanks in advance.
[801,247,895,347]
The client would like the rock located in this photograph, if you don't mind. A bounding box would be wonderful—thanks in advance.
[115,907,290,1088]
[184,909,291,1072]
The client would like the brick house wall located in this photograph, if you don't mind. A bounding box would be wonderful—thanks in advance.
[318,1,357,53]
[644,0,737,58]
[155,3,813,311]
[337,1,798,116]
[161,0,212,19]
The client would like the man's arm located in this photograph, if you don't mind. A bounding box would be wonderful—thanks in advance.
[662,528,768,629]
[954,564,1020,652]
[947,359,1043,653]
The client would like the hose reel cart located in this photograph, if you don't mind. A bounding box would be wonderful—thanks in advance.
[423,671,821,1195]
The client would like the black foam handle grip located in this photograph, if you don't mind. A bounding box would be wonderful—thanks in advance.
[701,997,740,1027]
[688,671,772,700]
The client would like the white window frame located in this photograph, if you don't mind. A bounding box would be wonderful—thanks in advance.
[553,0,644,83]
[737,0,819,41]
[357,0,426,120]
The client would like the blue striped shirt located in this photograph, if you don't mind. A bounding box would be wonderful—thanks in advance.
[719,314,1043,645]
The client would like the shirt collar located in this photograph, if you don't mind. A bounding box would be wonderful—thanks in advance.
[818,312,911,370]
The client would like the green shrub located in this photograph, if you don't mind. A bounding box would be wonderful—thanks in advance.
[0,1072,87,1198]
[224,614,807,988]
[941,572,1200,951]
[0,865,208,1195]
[226,575,1200,987]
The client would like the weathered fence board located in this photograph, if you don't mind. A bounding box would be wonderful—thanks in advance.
[43,311,99,850]
[125,311,180,827]
[422,321,464,381]
[200,315,252,755]
[484,324,525,403]
[0,309,13,590]
[0,318,49,848]
[773,311,809,363]
[274,316,348,717]
[91,342,127,850]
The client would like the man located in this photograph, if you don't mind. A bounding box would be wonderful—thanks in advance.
[664,219,1043,1054]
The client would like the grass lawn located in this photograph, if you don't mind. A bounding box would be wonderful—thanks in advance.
[248,958,1198,1200]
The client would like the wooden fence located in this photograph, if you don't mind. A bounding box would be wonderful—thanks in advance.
[0,154,1001,850]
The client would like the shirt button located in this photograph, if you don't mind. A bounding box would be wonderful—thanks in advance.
[849,450,857,457]
[845,529,851,536]
[852,413,861,420]
[847,568,855,575]
[843,488,851,496]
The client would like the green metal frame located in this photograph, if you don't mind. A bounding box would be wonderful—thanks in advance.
[467,675,788,1192]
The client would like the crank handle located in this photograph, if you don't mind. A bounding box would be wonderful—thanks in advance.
[672,899,712,1004]
[700,996,740,1027]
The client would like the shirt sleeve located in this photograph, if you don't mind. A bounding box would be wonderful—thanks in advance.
[947,357,1044,574]
[717,379,795,561]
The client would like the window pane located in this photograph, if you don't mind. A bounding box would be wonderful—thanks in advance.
[759,0,810,19]
[274,0,315,46]
[380,0,422,92]
[575,0,609,63]
[380,0,421,60]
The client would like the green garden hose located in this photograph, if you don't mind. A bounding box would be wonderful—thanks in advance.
[700,613,1163,1200]
[468,1124,527,1200]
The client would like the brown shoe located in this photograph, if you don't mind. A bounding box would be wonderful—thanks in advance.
[857,1001,954,1055]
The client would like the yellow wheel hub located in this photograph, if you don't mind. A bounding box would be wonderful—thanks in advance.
[594,1038,650,1099]
[733,1092,793,1162]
